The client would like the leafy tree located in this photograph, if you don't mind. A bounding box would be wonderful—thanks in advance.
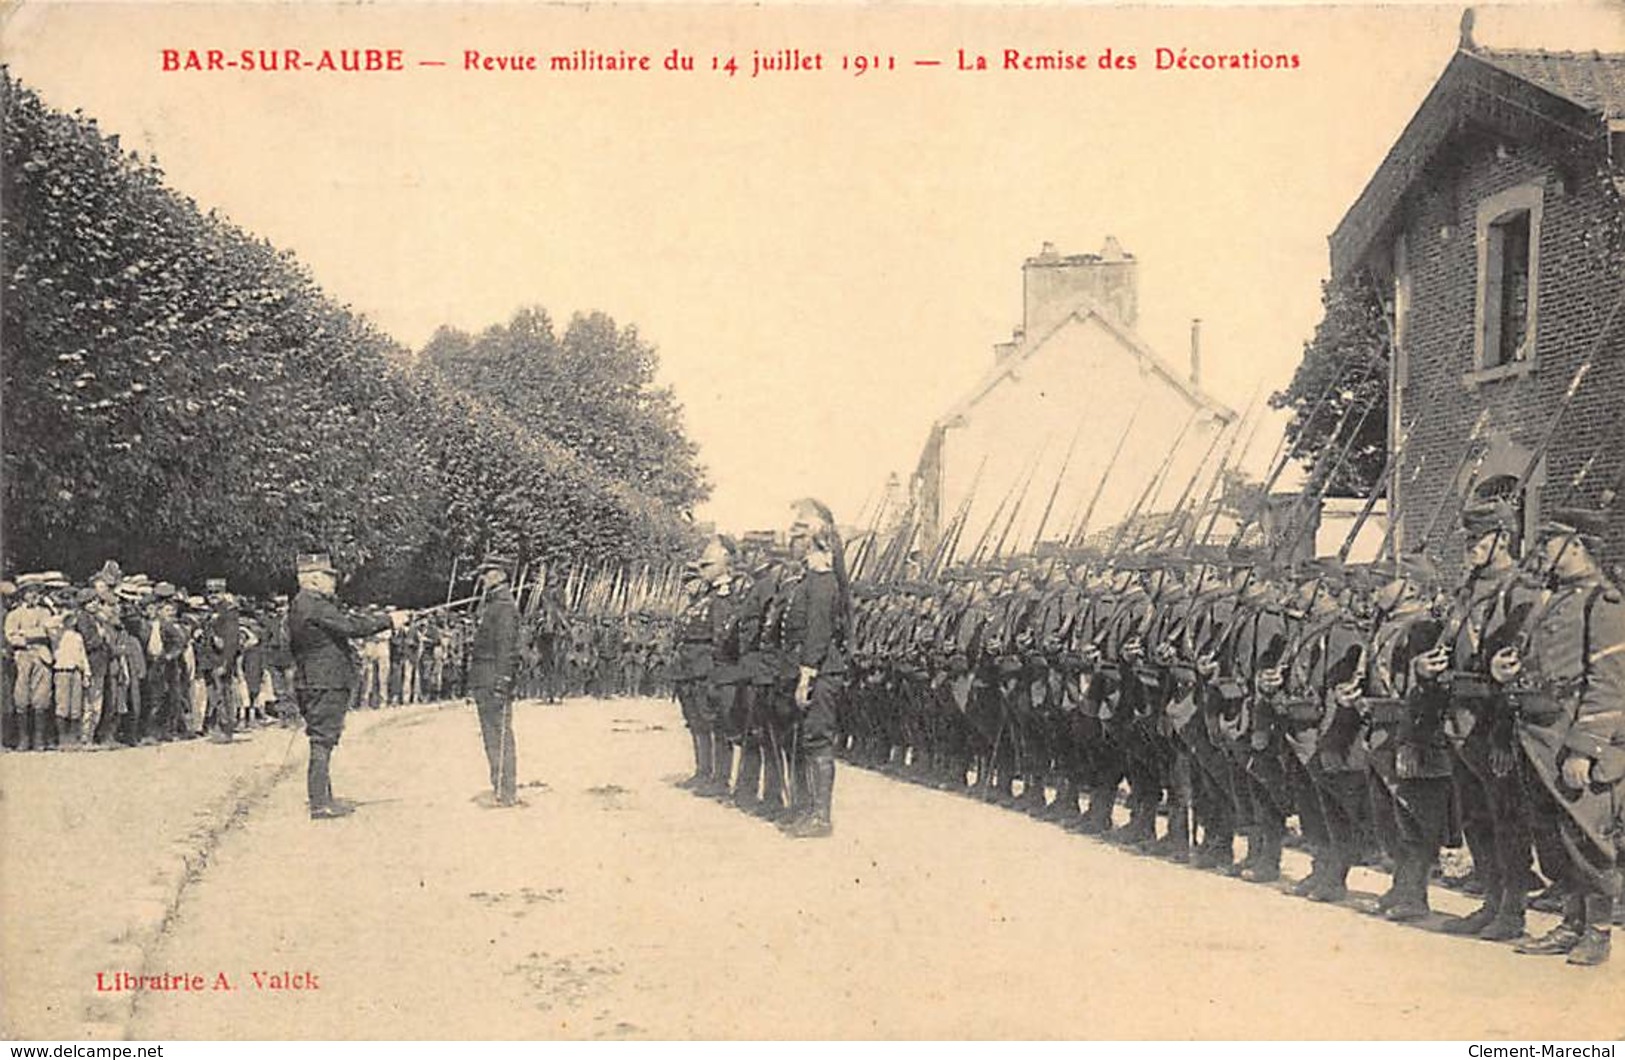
[2,71,699,600]
[421,308,710,514]
[1268,273,1391,497]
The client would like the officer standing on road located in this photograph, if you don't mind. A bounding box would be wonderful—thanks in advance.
[287,553,398,820]
[781,497,851,839]
[469,553,524,808]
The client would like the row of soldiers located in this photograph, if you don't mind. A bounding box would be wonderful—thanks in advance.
[814,498,1621,965]
[669,501,852,840]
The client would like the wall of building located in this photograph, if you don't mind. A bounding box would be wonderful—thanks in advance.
[934,313,1226,561]
[1391,131,1625,569]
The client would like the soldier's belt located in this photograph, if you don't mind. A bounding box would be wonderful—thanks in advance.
[1280,699,1322,724]
[1095,663,1120,680]
[1364,698,1406,725]
[1510,693,1570,727]
[1447,674,1499,701]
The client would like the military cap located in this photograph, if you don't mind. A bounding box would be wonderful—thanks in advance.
[1538,507,1610,539]
[471,552,515,577]
[204,577,228,593]
[1462,499,1517,538]
[1369,552,1439,587]
[152,581,178,599]
[296,553,337,576]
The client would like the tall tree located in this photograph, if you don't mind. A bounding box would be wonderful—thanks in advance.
[421,308,710,514]
[1268,273,1391,496]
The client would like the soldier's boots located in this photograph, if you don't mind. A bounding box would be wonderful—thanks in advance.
[1566,897,1613,966]
[777,758,815,832]
[1291,862,1328,899]
[1516,894,1586,956]
[1240,829,1282,883]
[1528,881,1569,914]
[699,736,733,799]
[1384,852,1435,922]
[1441,891,1502,936]
[1016,774,1048,815]
[789,752,835,839]
[1107,804,1155,848]
[733,743,763,812]
[679,732,710,789]
[1308,859,1351,903]
[1150,805,1191,862]
[1191,830,1235,873]
[1073,787,1116,834]
[1478,888,1527,942]
[1042,781,1079,822]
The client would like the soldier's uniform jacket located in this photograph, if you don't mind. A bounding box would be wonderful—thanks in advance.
[287,587,391,691]
[1210,593,1288,751]
[782,567,846,677]
[1359,601,1442,784]
[1430,570,1536,750]
[672,590,714,684]
[1277,602,1362,768]
[736,563,784,687]
[469,584,522,691]
[759,566,802,686]
[707,580,744,686]
[1507,574,1625,856]
[1094,583,1154,723]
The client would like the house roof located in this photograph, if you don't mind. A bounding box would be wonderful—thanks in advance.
[934,295,1235,432]
[1329,45,1624,279]
[1474,47,1625,121]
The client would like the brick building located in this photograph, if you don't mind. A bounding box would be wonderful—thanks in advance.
[1329,28,1625,564]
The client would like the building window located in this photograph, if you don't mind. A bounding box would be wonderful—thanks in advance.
[1472,183,1542,378]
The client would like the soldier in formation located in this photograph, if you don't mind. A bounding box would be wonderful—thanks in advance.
[672,491,1620,961]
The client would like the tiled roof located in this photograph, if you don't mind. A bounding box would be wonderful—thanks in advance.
[1472,46,1625,120]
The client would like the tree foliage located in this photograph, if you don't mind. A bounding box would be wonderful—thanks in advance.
[1268,273,1391,497]
[1,71,700,602]
[420,309,709,514]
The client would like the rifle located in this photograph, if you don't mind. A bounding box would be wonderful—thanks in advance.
[1187,399,1266,553]
[1270,395,1383,566]
[1514,283,1625,493]
[1104,408,1200,561]
[1066,396,1147,547]
[1335,408,1422,564]
[1374,452,1429,563]
[991,441,1049,561]
[1227,357,1380,549]
[928,454,988,577]
[1154,398,1255,552]
[1409,408,1494,555]
[1029,423,1086,553]
[1232,389,1364,552]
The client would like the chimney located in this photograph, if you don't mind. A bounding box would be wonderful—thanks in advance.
[1189,319,1202,389]
[1022,237,1139,340]
[994,326,1025,364]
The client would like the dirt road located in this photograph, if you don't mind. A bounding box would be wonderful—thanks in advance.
[19,696,1621,1039]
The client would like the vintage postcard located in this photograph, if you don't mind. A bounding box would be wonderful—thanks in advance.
[2,0,1624,1046]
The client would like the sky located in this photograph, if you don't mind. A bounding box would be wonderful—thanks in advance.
[4,1,1623,534]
